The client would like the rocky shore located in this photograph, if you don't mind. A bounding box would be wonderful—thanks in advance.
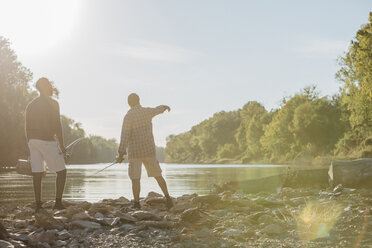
[0,182,371,248]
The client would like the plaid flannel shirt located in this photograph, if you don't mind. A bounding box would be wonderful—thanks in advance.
[118,105,166,159]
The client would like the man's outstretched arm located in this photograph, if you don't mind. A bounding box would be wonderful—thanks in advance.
[149,105,171,118]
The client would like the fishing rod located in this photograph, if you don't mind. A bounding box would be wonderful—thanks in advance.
[90,157,127,176]
[92,161,117,175]
[58,137,84,158]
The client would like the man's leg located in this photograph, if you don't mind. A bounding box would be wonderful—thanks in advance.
[155,176,173,209]
[131,179,141,203]
[128,159,142,208]
[155,176,170,198]
[32,172,43,210]
[29,140,44,211]
[55,169,66,209]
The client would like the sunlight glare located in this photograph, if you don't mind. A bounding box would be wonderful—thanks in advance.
[0,0,80,56]
[296,201,342,241]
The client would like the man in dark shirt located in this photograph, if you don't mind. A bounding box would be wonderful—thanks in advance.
[116,93,173,209]
[25,78,67,212]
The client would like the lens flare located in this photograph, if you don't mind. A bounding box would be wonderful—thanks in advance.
[296,201,342,241]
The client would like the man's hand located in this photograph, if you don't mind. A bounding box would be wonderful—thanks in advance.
[116,152,126,163]
[163,105,171,112]
[60,146,67,157]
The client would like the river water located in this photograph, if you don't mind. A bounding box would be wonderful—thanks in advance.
[0,163,287,204]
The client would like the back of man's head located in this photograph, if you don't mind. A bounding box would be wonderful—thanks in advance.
[36,77,53,96]
[128,93,140,107]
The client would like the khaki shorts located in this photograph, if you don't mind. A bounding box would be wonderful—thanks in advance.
[128,157,162,179]
[28,139,66,173]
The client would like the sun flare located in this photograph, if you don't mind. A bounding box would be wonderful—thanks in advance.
[296,201,343,241]
[0,0,80,56]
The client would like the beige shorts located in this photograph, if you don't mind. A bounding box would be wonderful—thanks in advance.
[128,157,162,179]
[28,139,66,173]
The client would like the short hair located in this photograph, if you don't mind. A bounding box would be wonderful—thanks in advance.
[35,77,51,92]
[128,93,140,107]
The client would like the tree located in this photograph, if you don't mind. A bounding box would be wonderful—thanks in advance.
[0,37,34,165]
[336,12,372,154]
[235,101,271,162]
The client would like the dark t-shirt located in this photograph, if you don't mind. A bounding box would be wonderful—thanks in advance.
[25,95,62,141]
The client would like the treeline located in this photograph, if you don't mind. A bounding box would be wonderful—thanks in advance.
[165,13,372,165]
[62,116,166,164]
[0,36,167,166]
[0,36,118,165]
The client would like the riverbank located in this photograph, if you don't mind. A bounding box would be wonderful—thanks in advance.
[165,155,339,167]
[1,181,371,247]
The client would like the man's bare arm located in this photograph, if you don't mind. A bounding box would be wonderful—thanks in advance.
[54,102,66,155]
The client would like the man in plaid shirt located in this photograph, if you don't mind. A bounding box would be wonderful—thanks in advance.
[116,93,173,209]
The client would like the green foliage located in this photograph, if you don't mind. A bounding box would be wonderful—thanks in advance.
[336,12,372,157]
[165,111,240,163]
[0,37,119,166]
[217,143,239,159]
[166,87,345,164]
[235,101,271,162]
[0,37,34,165]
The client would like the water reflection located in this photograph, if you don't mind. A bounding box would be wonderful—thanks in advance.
[0,163,286,203]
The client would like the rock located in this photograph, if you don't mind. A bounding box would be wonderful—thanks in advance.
[41,230,57,244]
[57,230,71,240]
[147,191,163,198]
[94,212,104,219]
[257,214,274,225]
[71,212,91,220]
[65,206,85,219]
[137,220,175,229]
[14,207,34,219]
[171,200,193,213]
[0,240,14,248]
[118,213,137,223]
[231,199,261,209]
[37,242,51,248]
[131,211,161,221]
[333,184,344,193]
[119,224,136,231]
[219,191,233,201]
[192,195,220,205]
[329,159,372,187]
[0,221,9,240]
[181,208,201,223]
[253,197,284,207]
[28,230,56,245]
[42,201,54,209]
[78,201,92,210]
[11,233,28,242]
[54,240,67,247]
[110,217,121,226]
[71,220,101,229]
[261,223,283,235]
[222,229,244,237]
[114,197,131,206]
[342,188,356,194]
[145,197,165,205]
[54,216,68,223]
[14,220,28,229]
[290,197,306,206]
[35,212,64,230]
[88,203,112,215]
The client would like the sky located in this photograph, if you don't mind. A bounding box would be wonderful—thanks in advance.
[0,0,371,146]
